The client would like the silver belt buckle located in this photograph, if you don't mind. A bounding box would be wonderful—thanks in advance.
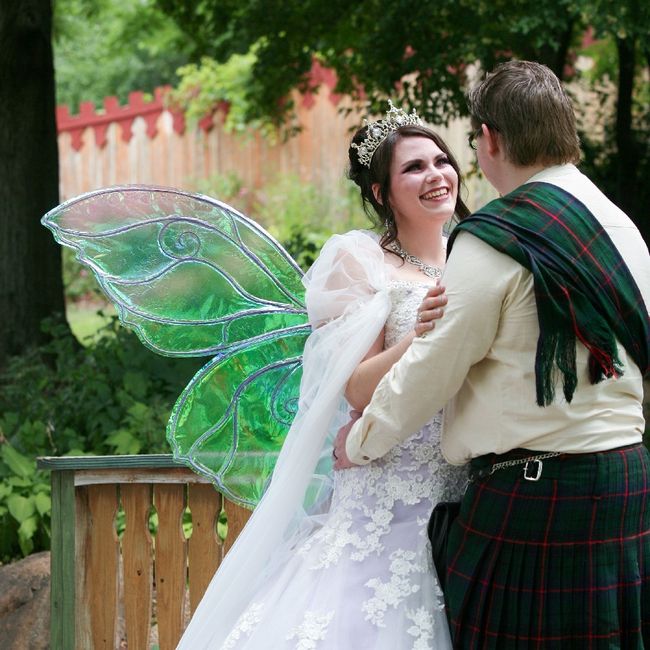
[523,459,543,481]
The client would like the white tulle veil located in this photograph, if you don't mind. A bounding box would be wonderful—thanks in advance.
[177,230,391,648]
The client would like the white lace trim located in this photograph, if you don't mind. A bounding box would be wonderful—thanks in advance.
[362,549,421,626]
[406,606,435,650]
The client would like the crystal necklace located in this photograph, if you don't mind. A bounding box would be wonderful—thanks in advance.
[388,240,443,279]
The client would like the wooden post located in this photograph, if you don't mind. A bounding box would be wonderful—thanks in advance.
[223,499,252,555]
[82,484,120,648]
[187,483,222,613]
[154,483,187,649]
[49,469,75,650]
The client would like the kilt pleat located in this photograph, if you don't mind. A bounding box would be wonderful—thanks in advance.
[446,443,650,649]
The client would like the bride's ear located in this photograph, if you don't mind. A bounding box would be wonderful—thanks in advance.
[371,183,383,205]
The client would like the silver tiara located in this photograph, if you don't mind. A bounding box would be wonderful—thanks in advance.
[352,100,424,168]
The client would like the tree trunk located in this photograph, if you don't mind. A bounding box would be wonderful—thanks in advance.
[0,0,65,367]
[614,36,649,246]
[614,37,636,210]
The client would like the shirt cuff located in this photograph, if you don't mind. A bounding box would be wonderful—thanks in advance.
[345,419,373,465]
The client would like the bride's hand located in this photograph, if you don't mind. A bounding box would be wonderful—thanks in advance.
[333,410,363,470]
[414,284,447,337]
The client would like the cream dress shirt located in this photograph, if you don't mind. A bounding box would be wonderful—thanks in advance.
[346,165,650,465]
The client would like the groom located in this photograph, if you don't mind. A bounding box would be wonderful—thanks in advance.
[334,60,650,647]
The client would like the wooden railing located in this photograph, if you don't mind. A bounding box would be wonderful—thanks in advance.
[37,455,252,650]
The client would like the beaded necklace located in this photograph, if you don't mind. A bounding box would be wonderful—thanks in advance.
[388,240,443,279]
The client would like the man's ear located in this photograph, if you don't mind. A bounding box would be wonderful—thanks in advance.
[371,182,383,205]
[482,123,500,156]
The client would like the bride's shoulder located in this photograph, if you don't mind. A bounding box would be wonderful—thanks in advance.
[315,229,383,263]
[323,228,381,248]
[305,229,388,289]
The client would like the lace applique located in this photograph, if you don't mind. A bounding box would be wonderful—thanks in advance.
[221,602,264,649]
[362,549,424,627]
[406,606,435,649]
[285,610,334,649]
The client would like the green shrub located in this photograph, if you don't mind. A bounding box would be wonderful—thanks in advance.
[0,315,203,561]
[0,444,51,559]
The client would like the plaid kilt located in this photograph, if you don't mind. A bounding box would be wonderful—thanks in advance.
[446,443,650,649]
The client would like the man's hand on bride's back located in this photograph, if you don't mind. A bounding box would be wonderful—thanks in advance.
[414,284,447,337]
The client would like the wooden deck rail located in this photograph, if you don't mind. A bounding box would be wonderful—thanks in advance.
[37,455,252,650]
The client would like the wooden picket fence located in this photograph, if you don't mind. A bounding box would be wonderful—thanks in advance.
[37,455,252,650]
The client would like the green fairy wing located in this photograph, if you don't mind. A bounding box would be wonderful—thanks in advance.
[42,186,307,356]
[169,328,309,506]
[42,185,310,506]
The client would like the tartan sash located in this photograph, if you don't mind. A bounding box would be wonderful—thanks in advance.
[447,181,649,406]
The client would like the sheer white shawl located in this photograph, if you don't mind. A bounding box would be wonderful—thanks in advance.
[177,230,391,649]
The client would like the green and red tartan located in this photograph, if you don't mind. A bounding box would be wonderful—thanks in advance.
[447,182,650,406]
[446,444,650,649]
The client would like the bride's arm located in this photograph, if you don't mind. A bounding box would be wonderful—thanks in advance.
[344,284,447,410]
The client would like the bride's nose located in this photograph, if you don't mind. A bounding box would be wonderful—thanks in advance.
[425,165,444,183]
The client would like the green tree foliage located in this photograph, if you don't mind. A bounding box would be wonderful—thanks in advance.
[169,48,282,137]
[156,0,649,242]
[54,0,194,111]
[575,2,650,242]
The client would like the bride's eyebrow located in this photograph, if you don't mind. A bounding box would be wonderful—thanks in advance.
[400,157,424,170]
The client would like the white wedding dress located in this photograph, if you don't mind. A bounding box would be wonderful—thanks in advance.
[177,231,466,650]
[220,281,466,649]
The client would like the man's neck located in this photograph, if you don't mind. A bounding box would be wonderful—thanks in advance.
[493,161,549,196]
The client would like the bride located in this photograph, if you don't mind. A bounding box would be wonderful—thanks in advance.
[177,103,470,649]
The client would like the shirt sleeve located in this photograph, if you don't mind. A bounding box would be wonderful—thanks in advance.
[345,232,514,464]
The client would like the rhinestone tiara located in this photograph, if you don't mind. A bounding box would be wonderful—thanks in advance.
[351,100,424,168]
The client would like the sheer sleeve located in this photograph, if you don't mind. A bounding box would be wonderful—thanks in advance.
[177,230,392,649]
[304,230,388,327]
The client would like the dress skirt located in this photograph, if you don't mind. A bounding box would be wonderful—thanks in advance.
[446,443,650,649]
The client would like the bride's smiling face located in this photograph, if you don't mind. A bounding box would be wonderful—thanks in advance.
[380,136,459,227]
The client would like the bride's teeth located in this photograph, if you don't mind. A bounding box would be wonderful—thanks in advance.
[422,188,447,200]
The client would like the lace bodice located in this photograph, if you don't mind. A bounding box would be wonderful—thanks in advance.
[330,279,466,506]
[384,279,432,347]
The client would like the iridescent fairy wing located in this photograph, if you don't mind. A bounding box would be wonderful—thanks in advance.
[42,185,310,505]
[169,328,309,506]
[42,185,307,355]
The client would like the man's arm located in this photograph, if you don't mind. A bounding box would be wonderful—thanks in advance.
[343,233,513,465]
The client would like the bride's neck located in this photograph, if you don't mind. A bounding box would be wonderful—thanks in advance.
[395,225,446,266]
